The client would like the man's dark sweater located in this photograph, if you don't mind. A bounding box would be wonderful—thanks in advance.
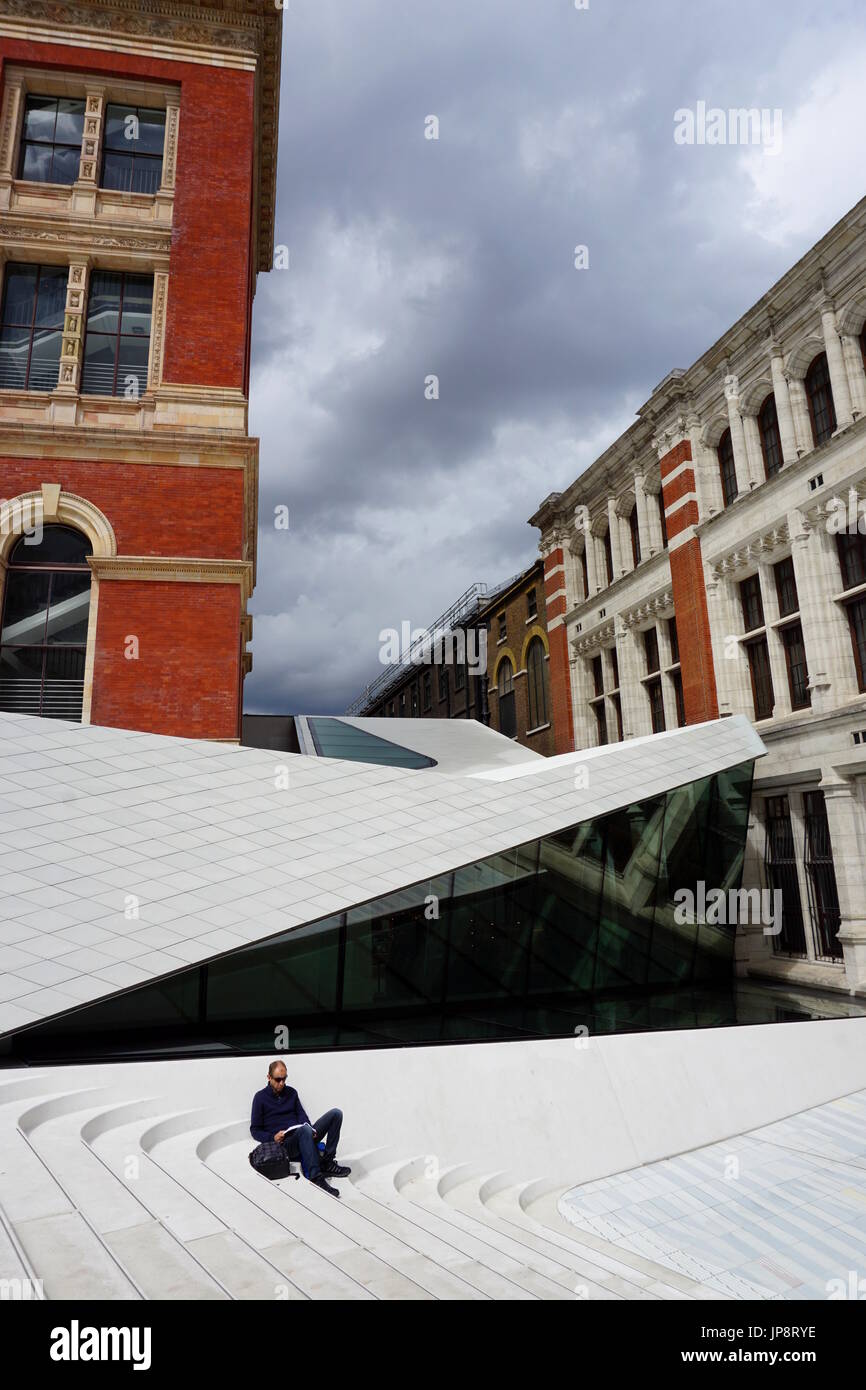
[250,1084,311,1144]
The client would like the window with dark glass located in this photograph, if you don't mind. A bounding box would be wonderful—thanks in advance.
[781,622,810,710]
[18,95,85,185]
[846,595,866,692]
[837,532,866,591]
[746,636,774,720]
[101,104,166,195]
[0,525,91,721]
[611,691,623,741]
[438,667,448,701]
[672,669,686,727]
[497,658,516,738]
[739,574,764,632]
[805,352,836,447]
[657,491,668,548]
[764,794,807,956]
[610,646,619,690]
[668,616,679,666]
[603,530,614,585]
[527,587,537,620]
[802,790,843,961]
[580,547,589,601]
[591,654,604,697]
[647,677,665,733]
[773,556,798,617]
[399,691,406,714]
[410,684,419,716]
[592,698,608,745]
[422,670,431,712]
[643,626,660,675]
[629,504,641,567]
[81,271,152,398]
[526,637,548,729]
[497,613,506,641]
[718,427,738,506]
[758,393,783,478]
[455,662,465,691]
[0,263,66,391]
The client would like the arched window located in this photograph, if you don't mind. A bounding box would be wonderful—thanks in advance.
[758,393,783,478]
[718,427,738,506]
[805,352,836,447]
[497,658,516,738]
[629,503,641,567]
[579,546,589,601]
[526,638,548,730]
[603,529,614,585]
[0,525,92,720]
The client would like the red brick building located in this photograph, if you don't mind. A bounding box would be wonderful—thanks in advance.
[0,0,281,739]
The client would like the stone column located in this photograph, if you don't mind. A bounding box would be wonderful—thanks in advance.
[583,531,599,599]
[614,616,645,739]
[0,71,23,211]
[705,570,748,716]
[788,507,858,710]
[633,471,652,558]
[820,774,866,990]
[570,650,594,750]
[724,373,753,494]
[155,97,180,225]
[769,344,799,464]
[841,332,866,419]
[742,411,765,488]
[758,559,788,715]
[787,377,814,455]
[735,808,775,976]
[607,496,624,579]
[820,299,854,431]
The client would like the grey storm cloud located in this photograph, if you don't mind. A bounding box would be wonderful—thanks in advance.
[244,0,866,715]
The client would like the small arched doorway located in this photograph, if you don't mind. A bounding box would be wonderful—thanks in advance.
[0,524,92,720]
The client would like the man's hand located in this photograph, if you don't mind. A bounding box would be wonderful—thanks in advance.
[311,1129,317,1139]
[274,1130,286,1143]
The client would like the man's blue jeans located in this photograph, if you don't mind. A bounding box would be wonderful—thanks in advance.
[281,1108,342,1179]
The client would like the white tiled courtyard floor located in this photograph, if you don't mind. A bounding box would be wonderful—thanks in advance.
[560,1089,866,1300]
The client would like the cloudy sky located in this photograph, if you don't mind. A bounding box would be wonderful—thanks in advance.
[245,0,866,715]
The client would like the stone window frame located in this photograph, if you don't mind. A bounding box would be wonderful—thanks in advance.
[0,65,180,203]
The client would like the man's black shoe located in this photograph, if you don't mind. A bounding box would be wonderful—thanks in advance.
[311,1173,341,1198]
[322,1160,352,1178]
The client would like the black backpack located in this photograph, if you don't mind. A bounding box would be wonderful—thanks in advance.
[248,1141,297,1181]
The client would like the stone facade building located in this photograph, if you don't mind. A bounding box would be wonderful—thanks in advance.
[0,0,281,740]
[530,195,866,996]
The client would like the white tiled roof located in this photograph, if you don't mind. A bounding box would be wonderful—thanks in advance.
[0,711,764,1037]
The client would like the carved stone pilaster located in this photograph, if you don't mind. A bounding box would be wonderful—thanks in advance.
[78,89,106,188]
[148,271,170,389]
[55,260,90,395]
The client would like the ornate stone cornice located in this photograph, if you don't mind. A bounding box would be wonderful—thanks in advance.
[620,588,675,630]
[708,524,791,579]
[0,216,171,263]
[89,554,253,600]
[0,0,282,271]
[573,618,616,657]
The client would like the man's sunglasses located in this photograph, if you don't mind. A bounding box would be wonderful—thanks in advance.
[271,1076,287,1083]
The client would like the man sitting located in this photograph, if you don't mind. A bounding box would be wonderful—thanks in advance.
[250,1059,350,1198]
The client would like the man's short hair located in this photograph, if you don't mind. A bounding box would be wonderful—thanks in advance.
[268,1060,287,1077]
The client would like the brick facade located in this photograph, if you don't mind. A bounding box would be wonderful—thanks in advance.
[0,2,281,741]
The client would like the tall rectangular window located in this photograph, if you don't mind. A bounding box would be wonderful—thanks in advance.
[846,595,866,692]
[718,429,738,507]
[739,574,764,632]
[773,556,798,617]
[657,491,668,548]
[764,795,807,956]
[0,263,66,391]
[422,670,431,712]
[781,622,810,710]
[610,646,619,690]
[592,699,608,746]
[643,626,660,674]
[837,533,866,591]
[526,587,537,619]
[591,654,604,697]
[668,616,679,665]
[101,105,166,195]
[647,677,665,733]
[18,95,84,185]
[802,790,843,961]
[81,271,153,398]
[603,530,614,584]
[611,691,623,741]
[746,636,774,720]
[672,669,686,727]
